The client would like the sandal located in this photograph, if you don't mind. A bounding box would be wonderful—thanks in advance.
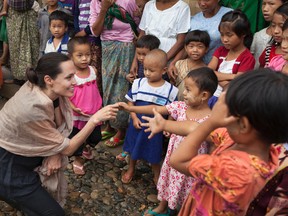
[72,162,85,175]
[142,208,170,216]
[101,130,116,141]
[82,148,93,160]
[104,136,124,148]
[116,151,128,161]
[121,172,133,184]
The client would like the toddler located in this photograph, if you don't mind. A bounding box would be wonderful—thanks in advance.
[120,49,178,184]
[44,10,70,55]
[68,37,102,175]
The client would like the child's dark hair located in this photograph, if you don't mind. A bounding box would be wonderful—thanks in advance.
[226,69,288,144]
[26,53,70,89]
[136,35,160,50]
[68,36,90,54]
[219,10,253,49]
[283,19,288,32]
[186,67,218,96]
[185,30,210,48]
[49,10,69,27]
[274,2,288,19]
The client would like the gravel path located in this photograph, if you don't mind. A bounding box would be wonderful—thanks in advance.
[0,143,160,216]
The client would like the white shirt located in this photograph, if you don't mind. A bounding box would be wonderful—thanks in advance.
[139,0,190,53]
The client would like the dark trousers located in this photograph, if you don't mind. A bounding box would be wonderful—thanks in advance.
[69,125,102,156]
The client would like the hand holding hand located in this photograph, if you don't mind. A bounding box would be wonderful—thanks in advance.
[91,104,119,124]
[141,108,166,139]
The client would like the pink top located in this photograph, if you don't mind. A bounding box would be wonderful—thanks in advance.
[179,128,279,216]
[267,55,287,72]
[89,0,139,42]
[70,66,102,129]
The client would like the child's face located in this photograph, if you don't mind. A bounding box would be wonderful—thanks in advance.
[271,13,286,43]
[262,0,283,22]
[136,47,150,63]
[70,44,91,70]
[49,20,67,39]
[185,41,207,61]
[281,28,288,60]
[219,23,244,50]
[47,0,58,7]
[182,77,202,107]
[143,56,165,83]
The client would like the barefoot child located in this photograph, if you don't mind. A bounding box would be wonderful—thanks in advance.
[175,30,210,101]
[120,49,178,184]
[120,67,218,215]
[145,69,288,215]
[67,37,102,175]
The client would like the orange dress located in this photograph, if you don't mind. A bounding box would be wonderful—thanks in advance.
[179,128,279,216]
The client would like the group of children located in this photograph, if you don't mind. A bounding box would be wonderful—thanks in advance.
[1,0,288,215]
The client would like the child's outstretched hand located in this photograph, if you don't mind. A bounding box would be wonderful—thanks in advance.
[142,108,165,139]
[118,102,131,112]
[209,92,238,128]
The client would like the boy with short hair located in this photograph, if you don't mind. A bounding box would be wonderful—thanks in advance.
[44,10,70,55]
[127,34,160,83]
[38,0,72,57]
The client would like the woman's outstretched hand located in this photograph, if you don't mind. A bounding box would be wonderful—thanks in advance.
[141,108,166,139]
[91,104,119,124]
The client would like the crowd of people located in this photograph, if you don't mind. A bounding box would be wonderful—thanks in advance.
[0,0,288,215]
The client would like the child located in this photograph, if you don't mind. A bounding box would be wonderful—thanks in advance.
[120,67,218,215]
[144,69,288,215]
[126,34,160,83]
[120,49,178,184]
[38,0,72,57]
[175,30,210,101]
[208,10,255,108]
[116,35,160,161]
[259,3,288,67]
[130,0,191,76]
[268,19,288,74]
[250,0,286,68]
[44,10,70,55]
[67,37,102,175]
[73,0,102,95]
